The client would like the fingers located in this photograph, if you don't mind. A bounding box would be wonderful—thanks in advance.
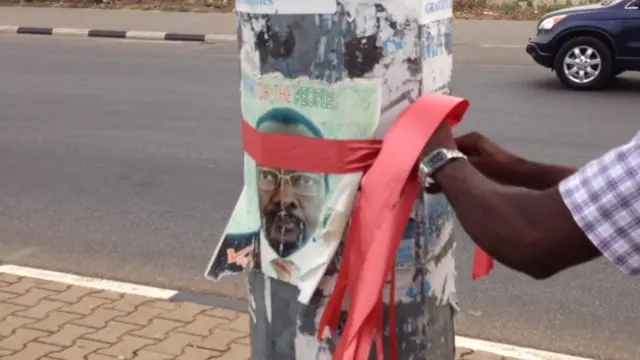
[455,132,486,155]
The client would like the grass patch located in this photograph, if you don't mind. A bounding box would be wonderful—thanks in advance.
[454,0,599,20]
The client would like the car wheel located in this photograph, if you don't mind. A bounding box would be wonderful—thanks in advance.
[553,36,612,90]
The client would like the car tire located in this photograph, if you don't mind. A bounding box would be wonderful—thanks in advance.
[553,36,612,90]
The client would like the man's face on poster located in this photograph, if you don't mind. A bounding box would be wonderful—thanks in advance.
[254,109,327,257]
[257,167,325,257]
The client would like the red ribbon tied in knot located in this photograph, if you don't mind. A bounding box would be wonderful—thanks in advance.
[242,93,494,360]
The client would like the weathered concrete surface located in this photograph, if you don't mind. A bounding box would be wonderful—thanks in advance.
[232,5,456,358]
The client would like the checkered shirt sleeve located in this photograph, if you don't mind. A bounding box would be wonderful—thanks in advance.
[559,131,640,275]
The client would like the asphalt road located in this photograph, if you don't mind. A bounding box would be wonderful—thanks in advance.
[1,35,639,360]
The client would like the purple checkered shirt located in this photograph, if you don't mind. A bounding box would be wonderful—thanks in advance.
[559,131,640,275]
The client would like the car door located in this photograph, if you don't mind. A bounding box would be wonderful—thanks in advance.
[619,0,640,59]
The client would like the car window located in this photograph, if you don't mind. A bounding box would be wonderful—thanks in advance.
[603,0,633,6]
[625,0,640,7]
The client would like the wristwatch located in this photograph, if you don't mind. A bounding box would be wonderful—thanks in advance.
[418,148,467,186]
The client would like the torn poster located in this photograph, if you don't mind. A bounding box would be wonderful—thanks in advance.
[205,68,381,304]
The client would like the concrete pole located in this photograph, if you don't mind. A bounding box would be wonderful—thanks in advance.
[207,0,457,358]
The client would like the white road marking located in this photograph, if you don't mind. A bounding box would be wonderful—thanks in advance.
[479,44,524,48]
[473,64,539,69]
[0,264,177,299]
[0,264,593,360]
[455,336,594,360]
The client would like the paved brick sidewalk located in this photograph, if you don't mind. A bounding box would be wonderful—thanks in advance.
[0,273,512,360]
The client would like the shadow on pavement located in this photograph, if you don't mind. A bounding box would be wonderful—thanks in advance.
[606,77,640,93]
[526,73,640,94]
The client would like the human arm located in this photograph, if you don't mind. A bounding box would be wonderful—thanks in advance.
[455,132,575,190]
[425,127,640,279]
[498,160,575,190]
[434,160,599,279]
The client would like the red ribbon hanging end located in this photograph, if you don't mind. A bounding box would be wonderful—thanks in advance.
[472,248,494,280]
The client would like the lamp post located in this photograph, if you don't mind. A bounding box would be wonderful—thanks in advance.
[207,0,457,358]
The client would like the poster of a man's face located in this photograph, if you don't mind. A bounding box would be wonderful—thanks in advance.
[255,108,327,257]
[205,70,382,304]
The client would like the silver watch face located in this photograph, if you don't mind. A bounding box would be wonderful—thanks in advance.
[426,150,448,169]
[418,149,466,183]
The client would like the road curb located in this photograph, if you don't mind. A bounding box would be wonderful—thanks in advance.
[0,25,524,48]
[0,24,237,43]
[0,264,595,360]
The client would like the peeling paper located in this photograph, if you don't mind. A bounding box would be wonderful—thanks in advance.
[421,0,453,24]
[247,276,258,323]
[208,0,457,356]
[264,274,273,323]
[422,18,453,93]
[294,295,335,360]
[230,0,455,310]
[238,17,265,75]
[425,194,457,306]
[204,69,382,305]
[295,335,332,360]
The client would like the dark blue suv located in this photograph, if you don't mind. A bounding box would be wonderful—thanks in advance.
[527,0,640,90]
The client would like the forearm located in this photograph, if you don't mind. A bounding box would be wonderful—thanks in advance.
[500,158,576,190]
[433,160,595,278]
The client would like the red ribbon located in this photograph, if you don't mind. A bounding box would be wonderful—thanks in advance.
[242,93,494,360]
[472,248,494,280]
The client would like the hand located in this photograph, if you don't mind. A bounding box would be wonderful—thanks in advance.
[455,132,523,184]
[421,121,457,157]
[421,122,456,194]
